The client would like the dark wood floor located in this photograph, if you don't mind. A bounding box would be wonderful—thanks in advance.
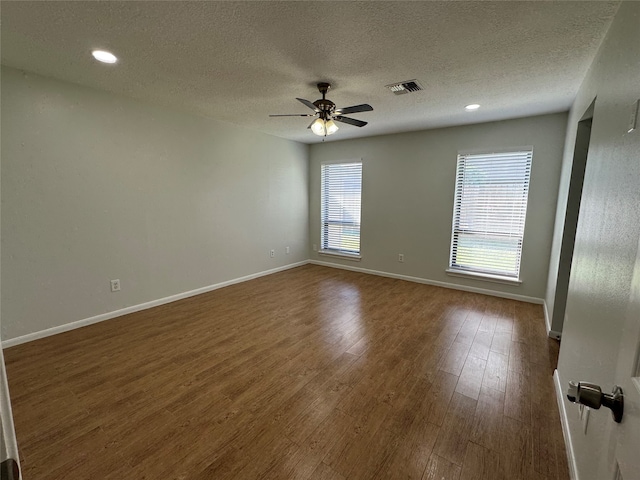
[4,265,568,480]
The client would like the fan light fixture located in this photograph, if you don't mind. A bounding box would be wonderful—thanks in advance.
[311,118,339,137]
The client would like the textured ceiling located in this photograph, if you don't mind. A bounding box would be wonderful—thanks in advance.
[1,1,620,144]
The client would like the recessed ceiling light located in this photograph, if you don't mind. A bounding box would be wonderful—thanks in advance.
[465,104,481,111]
[91,50,118,64]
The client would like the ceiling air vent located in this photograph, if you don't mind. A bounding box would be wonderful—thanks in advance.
[385,79,424,95]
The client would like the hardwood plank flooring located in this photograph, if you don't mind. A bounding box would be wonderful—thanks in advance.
[4,265,568,479]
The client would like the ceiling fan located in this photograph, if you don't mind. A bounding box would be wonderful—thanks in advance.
[269,82,373,137]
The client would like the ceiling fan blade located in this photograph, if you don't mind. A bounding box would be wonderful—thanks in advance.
[296,98,319,112]
[307,119,316,129]
[334,116,368,127]
[269,114,316,117]
[335,104,373,115]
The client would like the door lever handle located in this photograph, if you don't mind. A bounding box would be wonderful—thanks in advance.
[567,381,623,423]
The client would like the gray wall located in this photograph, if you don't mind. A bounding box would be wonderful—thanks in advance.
[553,3,640,479]
[1,67,309,341]
[309,113,567,300]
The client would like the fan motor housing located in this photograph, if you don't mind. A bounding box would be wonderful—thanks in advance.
[313,99,335,112]
[314,82,335,114]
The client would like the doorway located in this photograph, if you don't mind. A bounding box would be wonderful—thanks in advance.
[551,100,595,336]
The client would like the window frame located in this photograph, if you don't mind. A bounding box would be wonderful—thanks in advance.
[447,148,533,283]
[320,159,363,260]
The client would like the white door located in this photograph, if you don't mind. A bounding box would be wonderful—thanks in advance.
[612,236,640,480]
[0,345,21,480]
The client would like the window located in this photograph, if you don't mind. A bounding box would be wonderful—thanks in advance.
[321,161,362,256]
[448,150,532,281]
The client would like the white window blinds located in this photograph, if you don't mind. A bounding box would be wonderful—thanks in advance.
[449,150,533,279]
[321,162,362,255]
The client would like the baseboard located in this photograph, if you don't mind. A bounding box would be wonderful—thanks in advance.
[544,300,551,332]
[544,301,562,340]
[549,330,562,340]
[2,259,546,348]
[2,261,308,349]
[309,260,544,304]
[554,369,579,480]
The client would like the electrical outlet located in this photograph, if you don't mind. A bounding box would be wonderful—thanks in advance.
[398,253,404,263]
[270,249,275,258]
[313,244,317,252]
[285,246,290,255]
[110,279,121,292]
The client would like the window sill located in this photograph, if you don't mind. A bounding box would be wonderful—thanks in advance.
[319,250,362,261]
[446,269,522,285]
